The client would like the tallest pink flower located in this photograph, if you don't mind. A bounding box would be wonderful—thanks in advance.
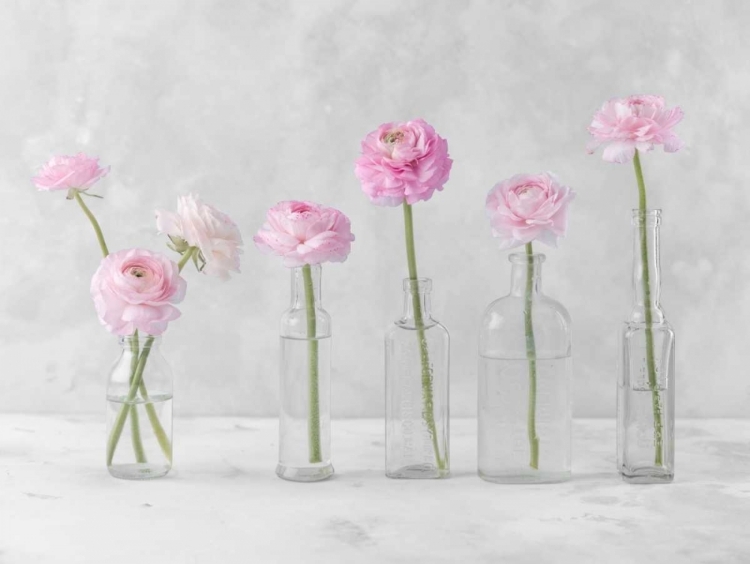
[355,119,452,206]
[32,153,110,195]
[586,95,684,164]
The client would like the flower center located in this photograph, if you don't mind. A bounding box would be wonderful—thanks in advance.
[129,267,147,278]
[384,130,404,144]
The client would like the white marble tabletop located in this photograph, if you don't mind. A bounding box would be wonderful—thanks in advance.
[1,416,749,563]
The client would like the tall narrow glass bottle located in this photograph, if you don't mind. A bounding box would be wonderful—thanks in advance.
[277,264,333,482]
[618,209,675,483]
[478,252,572,483]
[106,334,173,480]
[385,278,450,479]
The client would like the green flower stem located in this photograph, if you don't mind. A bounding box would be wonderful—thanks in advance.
[633,150,664,466]
[302,264,322,464]
[524,243,540,469]
[128,331,147,463]
[402,203,445,471]
[73,191,109,257]
[177,247,196,272]
[107,336,154,466]
[138,380,173,463]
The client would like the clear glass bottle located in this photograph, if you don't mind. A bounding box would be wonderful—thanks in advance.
[385,278,450,479]
[277,264,333,482]
[106,334,173,480]
[618,209,675,483]
[478,252,572,484]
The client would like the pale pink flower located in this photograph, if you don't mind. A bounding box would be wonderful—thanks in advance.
[587,95,684,163]
[90,248,187,336]
[253,201,354,267]
[355,118,452,206]
[156,193,244,280]
[486,173,575,250]
[32,153,110,197]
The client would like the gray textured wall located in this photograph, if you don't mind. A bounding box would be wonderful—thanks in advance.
[1,1,747,417]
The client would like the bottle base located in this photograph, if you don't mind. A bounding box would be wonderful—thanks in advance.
[386,463,450,480]
[478,469,570,484]
[276,463,334,482]
[620,466,673,484]
[108,463,171,480]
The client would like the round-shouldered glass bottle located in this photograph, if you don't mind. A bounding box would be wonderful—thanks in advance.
[277,264,333,482]
[106,334,173,480]
[478,252,572,484]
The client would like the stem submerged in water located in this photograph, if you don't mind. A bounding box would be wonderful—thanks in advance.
[633,150,664,466]
[107,336,155,466]
[524,243,540,469]
[302,264,322,464]
[402,203,445,471]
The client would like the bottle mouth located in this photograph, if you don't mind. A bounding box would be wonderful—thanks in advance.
[631,209,662,224]
[631,209,662,216]
[118,334,162,346]
[402,278,432,293]
[508,253,546,264]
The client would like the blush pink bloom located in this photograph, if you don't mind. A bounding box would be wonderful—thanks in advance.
[253,201,355,267]
[355,118,452,206]
[156,193,244,280]
[32,153,110,196]
[486,173,575,250]
[587,95,684,163]
[90,248,187,336]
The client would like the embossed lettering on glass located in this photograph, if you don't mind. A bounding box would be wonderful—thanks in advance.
[385,278,450,479]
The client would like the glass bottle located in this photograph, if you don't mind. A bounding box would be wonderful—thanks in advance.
[106,334,173,480]
[385,278,450,479]
[277,264,333,482]
[478,252,572,484]
[618,209,675,483]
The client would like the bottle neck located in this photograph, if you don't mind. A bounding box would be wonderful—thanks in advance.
[402,278,432,320]
[631,209,664,322]
[509,253,544,297]
[290,264,322,309]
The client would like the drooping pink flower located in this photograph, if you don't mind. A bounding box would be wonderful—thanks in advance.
[355,118,452,206]
[90,248,187,336]
[586,95,684,163]
[32,153,110,196]
[253,201,355,267]
[486,173,575,250]
[156,193,244,280]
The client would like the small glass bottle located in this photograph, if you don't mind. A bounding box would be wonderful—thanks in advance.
[277,264,333,482]
[385,278,450,479]
[478,252,572,484]
[618,209,675,483]
[106,334,173,480]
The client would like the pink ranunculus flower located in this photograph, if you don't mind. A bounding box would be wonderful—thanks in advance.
[32,153,110,197]
[355,118,452,206]
[90,248,187,336]
[253,201,355,267]
[486,173,575,250]
[156,193,244,280]
[586,95,684,163]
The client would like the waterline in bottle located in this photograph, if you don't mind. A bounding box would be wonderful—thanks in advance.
[106,393,173,480]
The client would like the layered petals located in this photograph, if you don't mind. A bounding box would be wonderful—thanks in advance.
[355,119,452,206]
[156,193,244,280]
[253,201,355,267]
[587,95,684,163]
[486,173,575,250]
[33,153,109,193]
[90,248,187,336]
